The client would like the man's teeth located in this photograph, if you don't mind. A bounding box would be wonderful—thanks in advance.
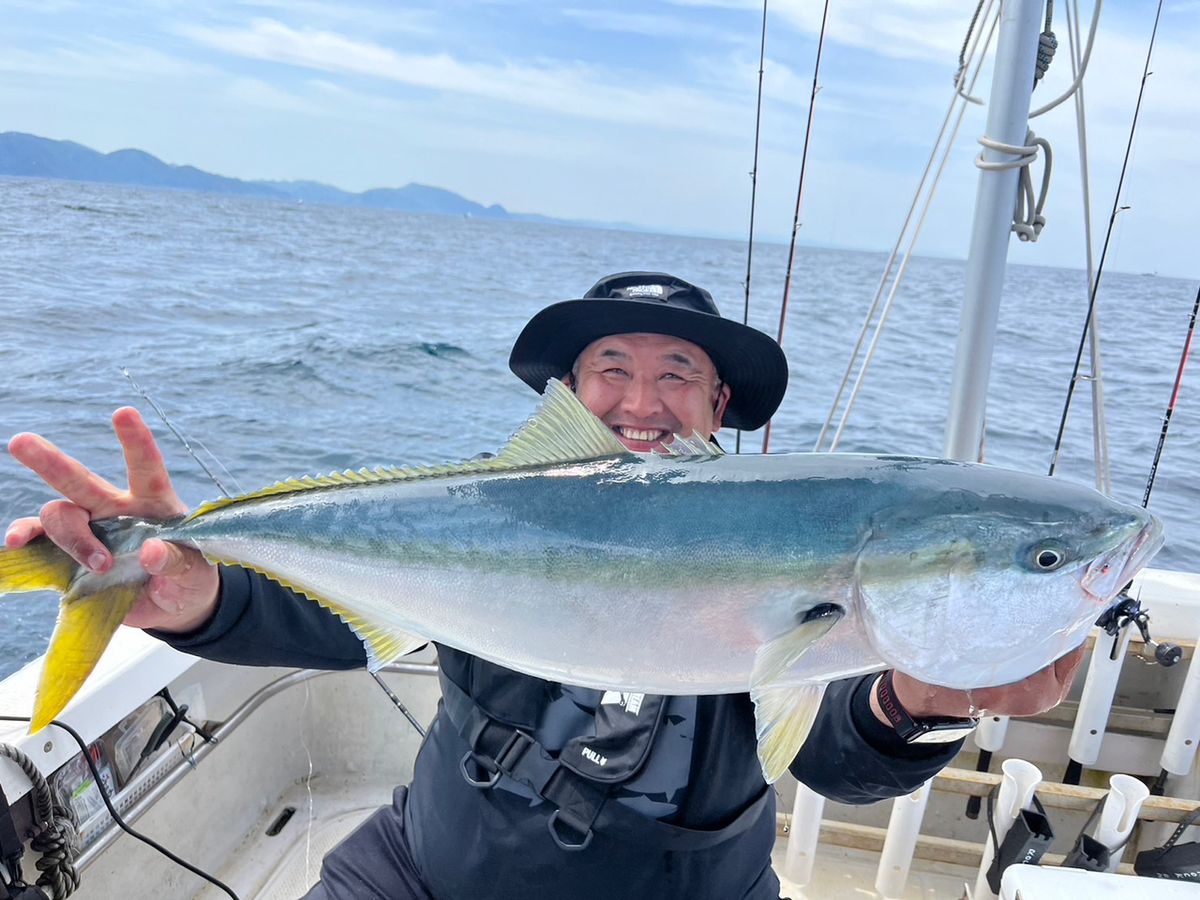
[617,427,667,442]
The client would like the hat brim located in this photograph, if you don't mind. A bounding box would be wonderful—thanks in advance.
[508,298,788,431]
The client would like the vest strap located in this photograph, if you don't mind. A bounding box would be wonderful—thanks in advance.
[439,670,771,852]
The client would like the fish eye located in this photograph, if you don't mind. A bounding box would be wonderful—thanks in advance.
[1032,543,1068,571]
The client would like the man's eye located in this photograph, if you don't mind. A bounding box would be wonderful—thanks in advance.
[604,367,629,377]
[660,372,685,382]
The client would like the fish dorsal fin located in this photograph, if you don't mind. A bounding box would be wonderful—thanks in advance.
[188,378,631,520]
[496,377,630,465]
[657,431,723,458]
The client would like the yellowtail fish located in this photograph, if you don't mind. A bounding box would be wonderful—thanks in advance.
[0,380,1164,781]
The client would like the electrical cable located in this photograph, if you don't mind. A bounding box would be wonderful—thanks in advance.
[0,716,239,900]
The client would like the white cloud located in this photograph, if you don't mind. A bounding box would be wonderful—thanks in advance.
[175,18,749,134]
[560,8,732,42]
[669,0,973,63]
[0,39,214,80]
[226,76,317,112]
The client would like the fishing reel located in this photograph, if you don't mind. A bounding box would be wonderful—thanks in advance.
[1096,592,1182,667]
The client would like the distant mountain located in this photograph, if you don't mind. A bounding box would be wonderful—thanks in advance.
[0,132,565,224]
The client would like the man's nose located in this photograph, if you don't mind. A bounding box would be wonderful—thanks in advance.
[620,375,665,418]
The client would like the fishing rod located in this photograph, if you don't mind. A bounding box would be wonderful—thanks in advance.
[1046,0,1173,789]
[1046,0,1163,480]
[737,0,769,456]
[761,0,832,454]
[1062,283,1194,828]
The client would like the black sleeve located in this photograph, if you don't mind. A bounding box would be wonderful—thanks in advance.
[148,564,367,669]
[788,674,962,805]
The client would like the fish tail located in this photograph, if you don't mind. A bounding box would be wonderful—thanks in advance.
[1,537,147,732]
[32,582,141,732]
[0,537,77,594]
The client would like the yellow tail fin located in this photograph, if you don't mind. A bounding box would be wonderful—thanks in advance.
[0,537,77,594]
[31,584,140,732]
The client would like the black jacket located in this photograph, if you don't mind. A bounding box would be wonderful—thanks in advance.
[156,565,961,899]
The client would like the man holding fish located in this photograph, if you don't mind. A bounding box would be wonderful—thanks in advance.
[6,271,1134,899]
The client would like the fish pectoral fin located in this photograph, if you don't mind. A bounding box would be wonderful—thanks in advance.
[33,583,140,733]
[749,606,842,783]
[0,537,77,595]
[751,604,843,687]
[751,682,827,783]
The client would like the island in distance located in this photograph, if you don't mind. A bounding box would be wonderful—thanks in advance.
[0,131,586,226]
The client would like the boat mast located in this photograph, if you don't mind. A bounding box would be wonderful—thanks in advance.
[943,0,1046,461]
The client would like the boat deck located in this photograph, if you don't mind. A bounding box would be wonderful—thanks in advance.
[193,772,976,900]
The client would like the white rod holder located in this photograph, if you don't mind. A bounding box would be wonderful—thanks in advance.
[976,714,1009,753]
[1069,625,1133,766]
[783,782,826,886]
[1162,627,1200,776]
[974,758,1042,900]
[875,781,931,899]
[1093,773,1150,872]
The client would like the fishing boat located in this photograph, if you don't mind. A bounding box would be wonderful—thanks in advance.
[1,2,1198,898]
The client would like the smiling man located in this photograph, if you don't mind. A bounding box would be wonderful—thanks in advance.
[6,270,1082,900]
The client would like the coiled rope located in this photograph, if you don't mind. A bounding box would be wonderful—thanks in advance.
[0,744,79,899]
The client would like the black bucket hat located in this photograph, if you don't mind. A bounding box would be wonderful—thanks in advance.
[509,272,788,431]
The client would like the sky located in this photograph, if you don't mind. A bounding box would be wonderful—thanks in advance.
[2,0,1197,278]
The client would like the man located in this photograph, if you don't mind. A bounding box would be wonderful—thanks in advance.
[7,272,1082,899]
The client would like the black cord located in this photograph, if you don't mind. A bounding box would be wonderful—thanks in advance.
[0,716,240,900]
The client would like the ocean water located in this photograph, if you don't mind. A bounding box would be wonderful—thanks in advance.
[0,177,1196,680]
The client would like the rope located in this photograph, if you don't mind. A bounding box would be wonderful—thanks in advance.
[1047,0,1165,478]
[1031,0,1104,117]
[1034,1,1058,84]
[0,744,79,899]
[816,1,1000,451]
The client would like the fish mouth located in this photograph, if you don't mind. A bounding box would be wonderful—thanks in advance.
[1081,517,1164,603]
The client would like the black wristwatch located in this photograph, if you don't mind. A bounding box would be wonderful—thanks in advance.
[875,670,979,744]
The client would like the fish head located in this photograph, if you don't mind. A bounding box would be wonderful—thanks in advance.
[853,468,1163,690]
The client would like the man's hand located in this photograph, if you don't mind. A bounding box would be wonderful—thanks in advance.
[872,646,1087,726]
[5,407,220,633]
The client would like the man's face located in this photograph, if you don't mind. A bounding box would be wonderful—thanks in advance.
[568,332,731,452]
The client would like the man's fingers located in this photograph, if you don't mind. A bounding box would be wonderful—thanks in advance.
[130,539,220,632]
[141,539,201,578]
[39,500,111,572]
[4,517,45,549]
[9,432,123,513]
[112,408,185,514]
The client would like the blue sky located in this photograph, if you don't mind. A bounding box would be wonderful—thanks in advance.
[3,0,1197,276]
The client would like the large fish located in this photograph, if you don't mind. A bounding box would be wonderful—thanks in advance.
[0,380,1164,781]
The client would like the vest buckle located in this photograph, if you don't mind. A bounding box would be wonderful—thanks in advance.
[547,809,594,852]
[459,751,501,788]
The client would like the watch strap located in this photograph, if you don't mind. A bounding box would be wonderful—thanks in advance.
[875,670,979,744]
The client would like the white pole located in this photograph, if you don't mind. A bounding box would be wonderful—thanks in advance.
[1093,773,1150,872]
[1069,625,1134,767]
[875,780,931,898]
[1162,631,1200,776]
[943,0,1046,460]
[974,758,1042,900]
[783,782,826,886]
[943,0,1046,778]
